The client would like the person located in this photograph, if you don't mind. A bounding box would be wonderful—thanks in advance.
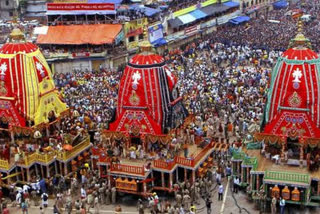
[53,204,60,214]
[137,199,144,214]
[218,183,224,201]
[111,187,117,204]
[279,197,285,214]
[81,186,87,200]
[81,205,87,214]
[21,198,28,214]
[271,196,277,214]
[16,191,22,206]
[205,198,211,214]
[233,176,240,193]
[115,205,122,214]
[179,204,185,214]
[75,199,81,211]
[2,204,9,214]
[226,164,232,177]
[183,144,188,158]
[94,195,99,214]
[41,192,48,208]
[40,206,44,214]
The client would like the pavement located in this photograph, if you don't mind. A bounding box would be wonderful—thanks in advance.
[7,178,320,214]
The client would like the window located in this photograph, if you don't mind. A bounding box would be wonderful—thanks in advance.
[138,34,144,41]
[129,36,135,42]
[6,1,9,6]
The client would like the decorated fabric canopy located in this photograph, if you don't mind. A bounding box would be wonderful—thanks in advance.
[0,28,68,128]
[109,44,188,136]
[262,33,320,140]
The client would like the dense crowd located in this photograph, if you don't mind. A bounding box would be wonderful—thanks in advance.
[54,68,121,130]
[165,39,275,141]
[210,2,320,52]
[4,1,320,214]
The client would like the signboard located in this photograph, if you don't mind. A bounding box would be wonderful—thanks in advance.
[47,3,115,11]
[115,30,124,45]
[148,24,164,44]
[184,25,198,36]
[72,52,90,58]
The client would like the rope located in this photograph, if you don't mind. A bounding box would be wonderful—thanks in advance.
[229,181,251,214]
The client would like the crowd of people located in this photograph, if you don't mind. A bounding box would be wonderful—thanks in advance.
[210,2,320,52]
[54,68,121,131]
[165,40,273,142]
[3,1,320,214]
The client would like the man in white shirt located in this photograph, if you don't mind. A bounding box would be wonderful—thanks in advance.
[81,186,87,200]
[233,176,240,193]
[41,192,48,208]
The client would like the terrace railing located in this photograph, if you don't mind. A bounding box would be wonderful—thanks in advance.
[110,164,145,176]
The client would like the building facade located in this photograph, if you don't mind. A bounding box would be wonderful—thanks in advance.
[0,0,19,20]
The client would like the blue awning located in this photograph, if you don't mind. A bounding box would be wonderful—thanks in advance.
[189,9,207,19]
[229,16,250,25]
[273,0,288,9]
[144,7,161,16]
[159,5,169,10]
[168,18,183,28]
[223,1,240,8]
[88,0,123,3]
[151,37,167,47]
[129,4,142,10]
[178,13,196,24]
[129,4,160,16]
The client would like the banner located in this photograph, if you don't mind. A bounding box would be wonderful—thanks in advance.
[115,30,124,45]
[148,24,164,44]
[53,0,88,2]
[72,52,90,58]
[47,3,115,11]
[184,25,198,36]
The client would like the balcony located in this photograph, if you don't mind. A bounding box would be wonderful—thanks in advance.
[110,163,145,176]
[175,142,214,168]
[153,159,176,171]
[56,136,91,162]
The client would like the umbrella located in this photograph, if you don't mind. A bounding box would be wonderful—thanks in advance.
[63,144,73,151]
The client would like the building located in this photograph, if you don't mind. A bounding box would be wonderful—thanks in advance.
[0,0,19,20]
[25,0,47,20]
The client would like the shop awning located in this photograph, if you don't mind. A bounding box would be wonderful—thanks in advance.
[200,4,229,16]
[229,16,250,24]
[223,1,240,8]
[190,9,207,19]
[151,38,167,47]
[88,0,123,3]
[168,18,184,28]
[178,13,196,24]
[144,6,161,17]
[273,0,288,9]
[37,24,122,45]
